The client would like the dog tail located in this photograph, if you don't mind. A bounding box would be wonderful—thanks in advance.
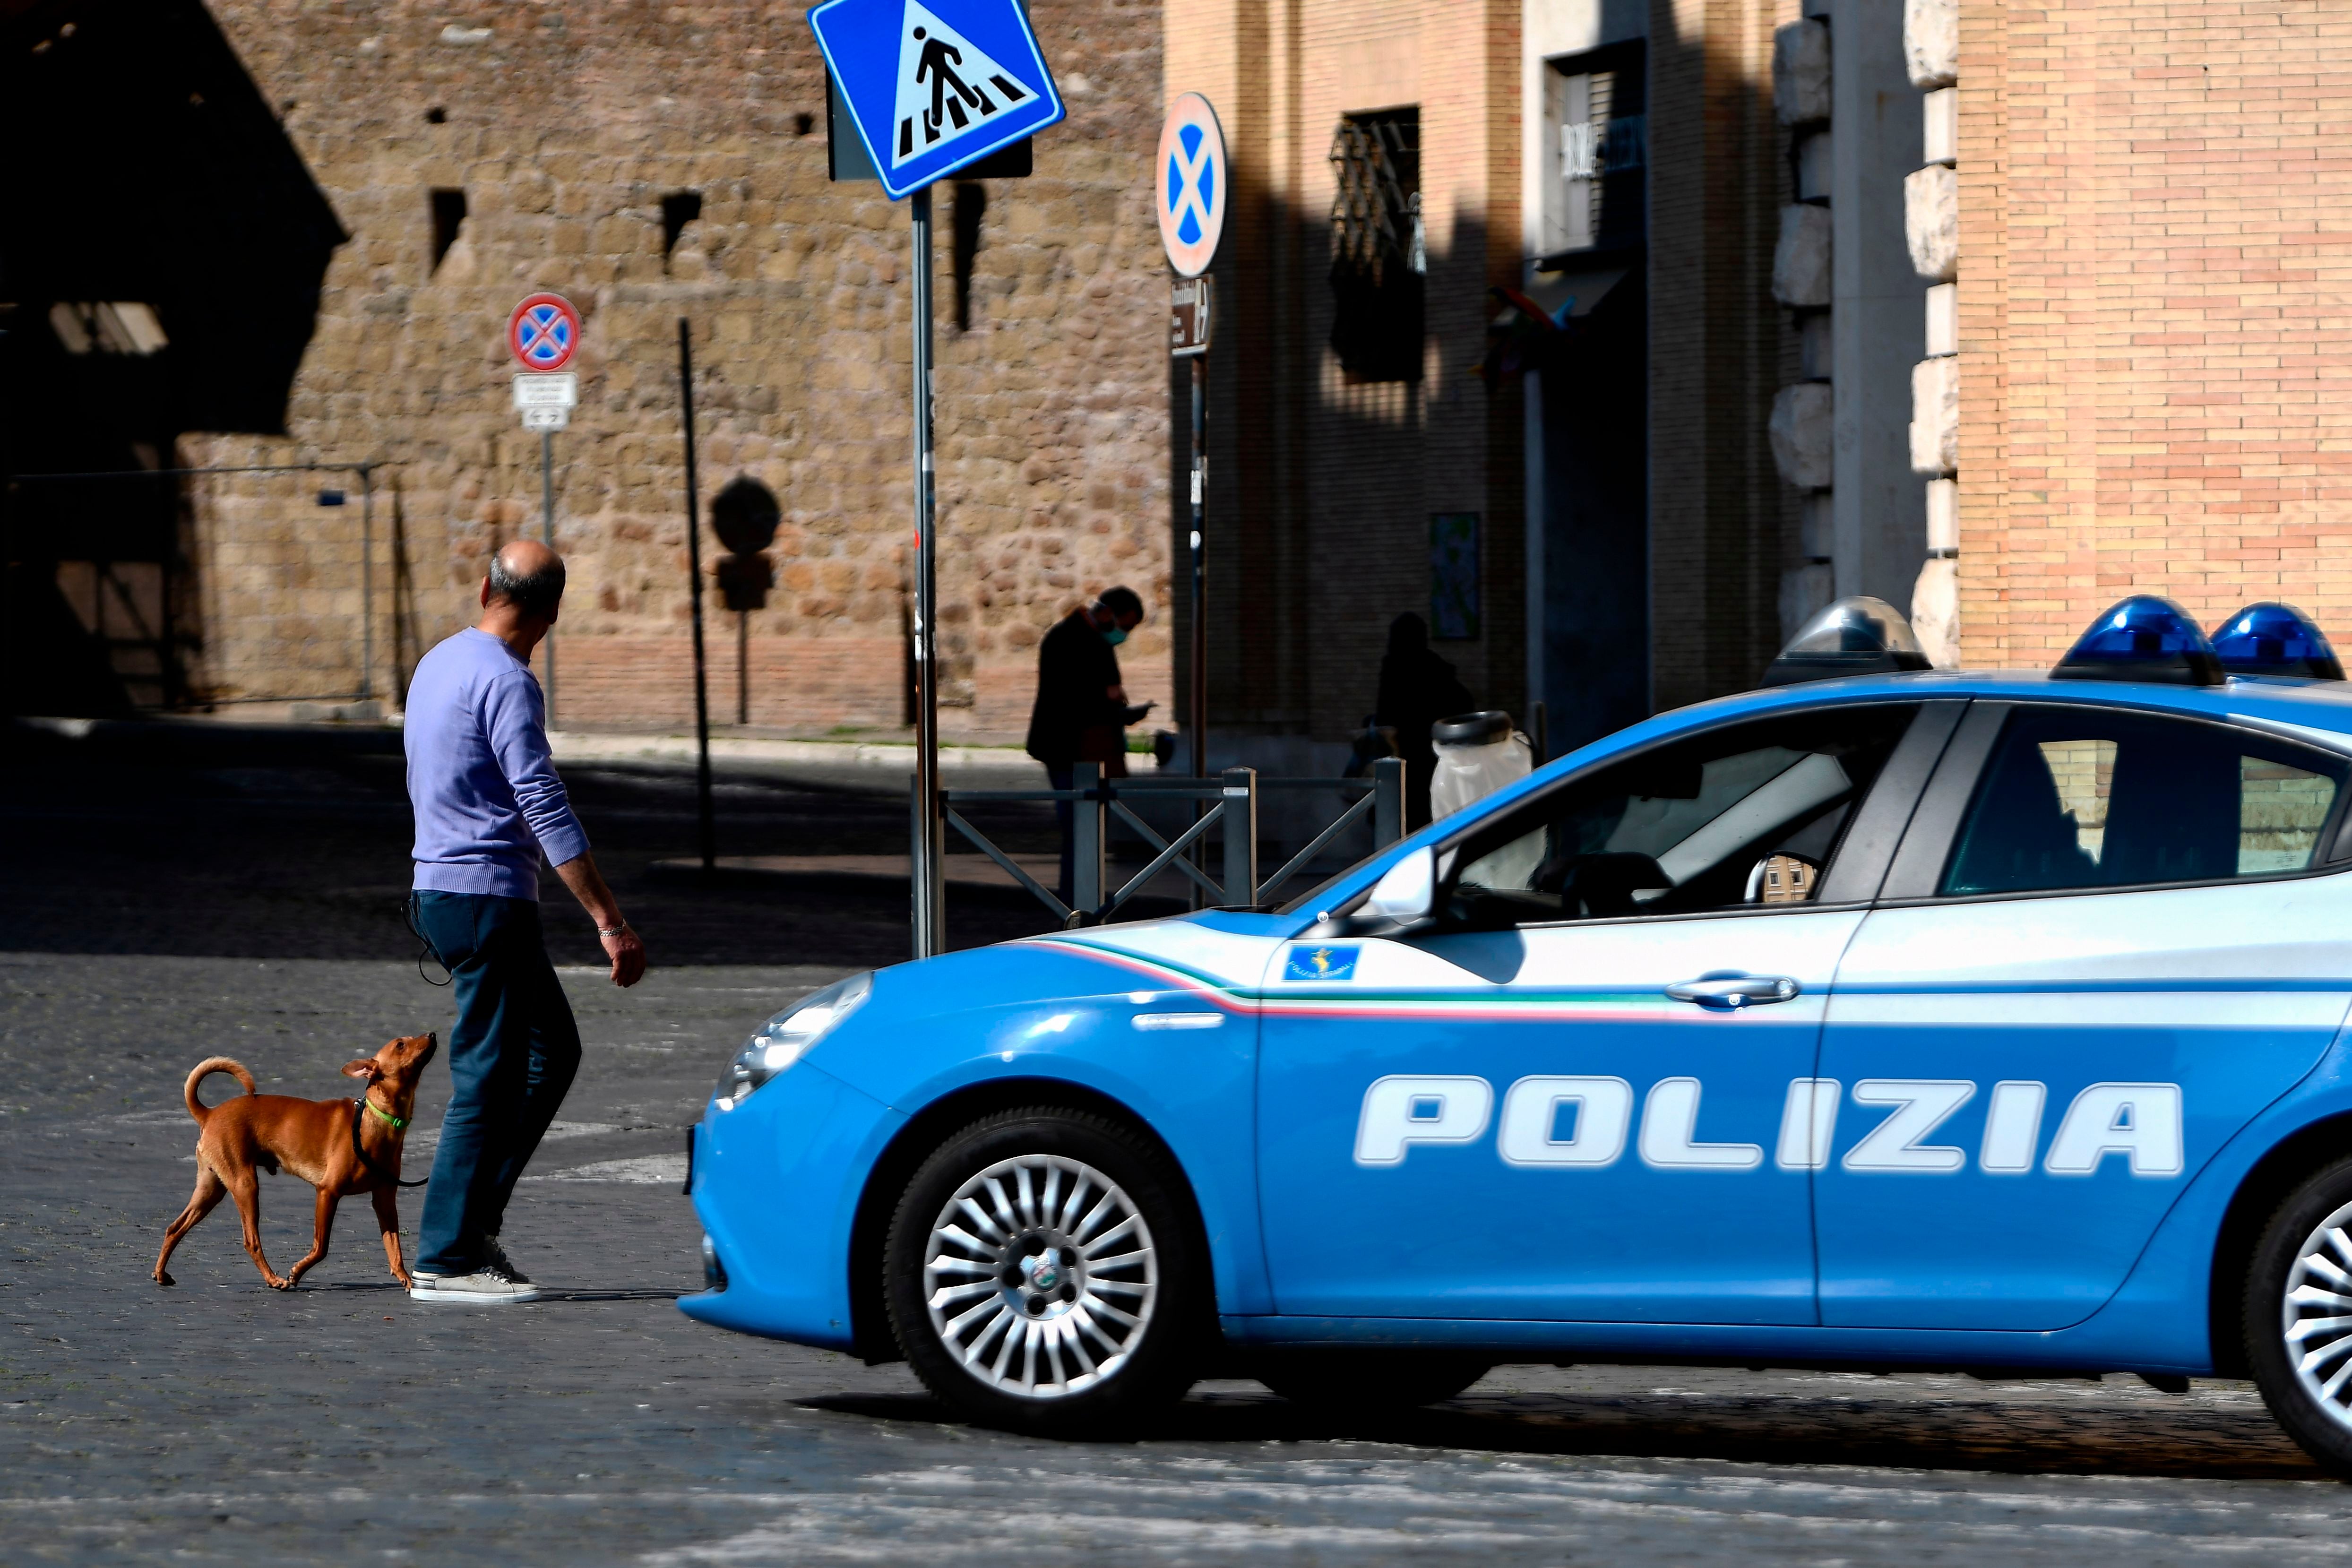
[184,1058,257,1125]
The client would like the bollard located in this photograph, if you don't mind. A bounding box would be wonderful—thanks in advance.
[1371,756,1404,847]
[1221,766,1258,907]
[1070,761,1104,923]
[908,776,945,959]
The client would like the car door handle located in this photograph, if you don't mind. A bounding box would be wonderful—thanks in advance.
[1664,974,1801,1010]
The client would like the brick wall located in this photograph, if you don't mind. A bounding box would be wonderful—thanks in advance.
[1647,0,1800,711]
[182,0,1169,739]
[1956,0,2352,665]
[1167,0,1524,748]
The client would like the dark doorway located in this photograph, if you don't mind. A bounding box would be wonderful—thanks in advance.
[1540,269,1649,754]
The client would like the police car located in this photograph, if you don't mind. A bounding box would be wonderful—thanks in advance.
[683,594,2352,1473]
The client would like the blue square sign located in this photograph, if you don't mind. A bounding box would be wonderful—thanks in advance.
[809,0,1064,199]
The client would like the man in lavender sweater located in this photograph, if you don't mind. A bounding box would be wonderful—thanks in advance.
[404,540,647,1305]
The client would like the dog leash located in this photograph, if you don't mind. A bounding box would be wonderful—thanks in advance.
[350,1096,429,1188]
[403,893,453,988]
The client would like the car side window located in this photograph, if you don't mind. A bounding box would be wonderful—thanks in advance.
[1941,708,2349,897]
[1443,704,1921,927]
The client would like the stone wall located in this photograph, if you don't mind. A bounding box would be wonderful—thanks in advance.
[183,0,1169,738]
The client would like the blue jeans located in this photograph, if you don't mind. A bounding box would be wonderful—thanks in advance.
[411,891,581,1274]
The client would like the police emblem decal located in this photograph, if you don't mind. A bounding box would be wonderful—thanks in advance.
[1284,944,1361,982]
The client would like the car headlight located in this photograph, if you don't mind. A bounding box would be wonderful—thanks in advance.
[714,972,872,1110]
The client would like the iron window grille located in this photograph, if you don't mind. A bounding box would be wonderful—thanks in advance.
[1327,108,1424,382]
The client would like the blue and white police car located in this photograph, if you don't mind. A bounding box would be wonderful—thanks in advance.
[683,594,2352,1471]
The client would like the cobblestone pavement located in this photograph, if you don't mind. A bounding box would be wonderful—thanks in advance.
[9,741,2352,1563]
[11,951,2352,1566]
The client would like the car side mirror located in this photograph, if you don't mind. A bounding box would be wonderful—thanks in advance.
[1349,846,1438,934]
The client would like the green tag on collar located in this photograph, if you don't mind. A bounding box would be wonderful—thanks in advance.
[362,1098,409,1132]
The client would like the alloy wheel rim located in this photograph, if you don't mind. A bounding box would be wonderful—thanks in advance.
[922,1152,1158,1401]
[2282,1198,2352,1430]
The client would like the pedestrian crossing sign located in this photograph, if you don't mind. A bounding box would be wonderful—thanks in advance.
[809,0,1064,200]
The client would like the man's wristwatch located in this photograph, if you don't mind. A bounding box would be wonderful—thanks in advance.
[598,922,629,937]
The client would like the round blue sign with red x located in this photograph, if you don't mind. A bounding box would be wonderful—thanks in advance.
[507,293,580,371]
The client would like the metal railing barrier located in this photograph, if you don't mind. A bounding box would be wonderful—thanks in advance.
[917,755,1405,938]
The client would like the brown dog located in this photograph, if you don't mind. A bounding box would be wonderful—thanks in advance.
[153,1033,439,1291]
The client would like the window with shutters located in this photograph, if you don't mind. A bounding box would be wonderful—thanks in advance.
[1327,107,1423,383]
[1539,42,1646,260]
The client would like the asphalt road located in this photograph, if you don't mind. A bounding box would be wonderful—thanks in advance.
[9,732,2352,1563]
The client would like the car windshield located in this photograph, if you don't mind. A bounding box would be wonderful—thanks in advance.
[1276,703,1918,920]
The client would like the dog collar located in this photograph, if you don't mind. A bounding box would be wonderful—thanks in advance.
[361,1097,409,1132]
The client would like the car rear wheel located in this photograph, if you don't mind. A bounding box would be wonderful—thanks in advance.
[1256,1351,1491,1412]
[883,1106,1203,1434]
[2245,1156,2352,1480]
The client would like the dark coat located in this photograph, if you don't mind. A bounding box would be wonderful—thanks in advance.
[1025,610,1129,768]
[1376,643,1474,828]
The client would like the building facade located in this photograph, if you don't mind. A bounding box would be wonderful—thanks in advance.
[1164,0,1930,769]
[1935,0,2352,666]
[17,0,2351,753]
[3,0,1172,738]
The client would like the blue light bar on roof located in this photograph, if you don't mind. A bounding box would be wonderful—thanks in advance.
[2211,602,2344,680]
[2052,595,2224,686]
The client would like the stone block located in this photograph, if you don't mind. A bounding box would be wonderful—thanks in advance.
[1910,553,1959,667]
[1905,0,1958,87]
[1925,476,1959,551]
[1910,356,1959,475]
[1800,312,1834,381]
[1770,382,1835,491]
[1925,282,1958,357]
[1795,130,1833,203]
[1780,562,1836,645]
[1801,491,1835,559]
[1904,165,1958,281]
[1922,86,1958,166]
[1773,204,1834,308]
[1773,20,1832,126]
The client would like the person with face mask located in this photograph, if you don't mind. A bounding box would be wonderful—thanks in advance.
[1025,586,1152,905]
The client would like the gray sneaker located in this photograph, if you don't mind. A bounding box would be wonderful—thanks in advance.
[409,1262,541,1305]
[479,1234,530,1284]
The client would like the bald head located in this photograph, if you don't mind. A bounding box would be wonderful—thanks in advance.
[486,540,566,623]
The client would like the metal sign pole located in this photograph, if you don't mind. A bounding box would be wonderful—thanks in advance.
[359,464,375,701]
[1189,352,1207,774]
[1159,94,1225,908]
[540,430,557,723]
[1189,349,1208,909]
[910,185,944,959]
[678,318,717,872]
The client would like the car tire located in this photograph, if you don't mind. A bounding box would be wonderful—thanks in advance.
[1256,1351,1491,1412]
[2244,1155,2352,1480]
[884,1106,1204,1434]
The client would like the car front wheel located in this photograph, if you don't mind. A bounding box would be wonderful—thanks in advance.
[884,1106,1203,1433]
[2245,1156,2352,1480]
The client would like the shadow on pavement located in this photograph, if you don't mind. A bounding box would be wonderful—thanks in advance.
[801,1382,2325,1481]
[0,720,1081,967]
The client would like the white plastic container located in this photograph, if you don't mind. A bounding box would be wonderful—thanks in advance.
[1429,710,1533,818]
